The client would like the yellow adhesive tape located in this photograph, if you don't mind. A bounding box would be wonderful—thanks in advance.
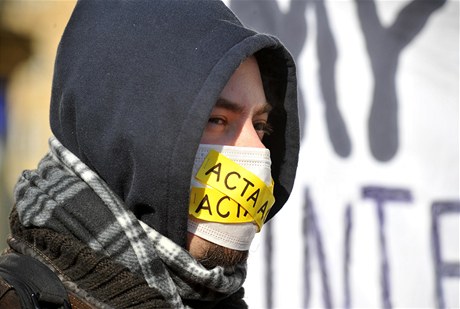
[189,186,255,225]
[193,150,275,229]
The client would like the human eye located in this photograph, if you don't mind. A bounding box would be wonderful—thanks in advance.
[208,116,227,126]
[253,121,273,138]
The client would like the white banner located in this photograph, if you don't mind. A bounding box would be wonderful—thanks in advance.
[231,0,459,308]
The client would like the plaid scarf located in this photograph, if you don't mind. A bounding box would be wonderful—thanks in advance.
[14,137,247,308]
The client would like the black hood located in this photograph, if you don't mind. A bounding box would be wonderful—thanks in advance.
[50,0,299,248]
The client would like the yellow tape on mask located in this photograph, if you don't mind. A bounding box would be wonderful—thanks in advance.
[189,186,255,224]
[190,150,275,230]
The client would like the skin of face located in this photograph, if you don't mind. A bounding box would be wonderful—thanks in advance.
[187,55,271,266]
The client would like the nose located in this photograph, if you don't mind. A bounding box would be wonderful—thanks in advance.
[234,119,266,148]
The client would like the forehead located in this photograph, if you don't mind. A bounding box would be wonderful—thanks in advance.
[217,56,269,113]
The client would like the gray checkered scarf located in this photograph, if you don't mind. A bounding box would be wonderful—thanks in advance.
[14,137,247,308]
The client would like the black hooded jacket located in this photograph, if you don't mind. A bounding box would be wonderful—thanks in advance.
[50,0,299,249]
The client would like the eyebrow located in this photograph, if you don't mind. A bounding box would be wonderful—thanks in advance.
[215,97,272,115]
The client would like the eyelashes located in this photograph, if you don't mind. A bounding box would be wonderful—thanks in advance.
[254,121,274,136]
[208,117,226,126]
[208,118,272,132]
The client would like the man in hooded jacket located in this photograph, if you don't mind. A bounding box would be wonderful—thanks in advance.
[0,1,299,308]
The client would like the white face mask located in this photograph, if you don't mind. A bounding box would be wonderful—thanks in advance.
[187,144,273,251]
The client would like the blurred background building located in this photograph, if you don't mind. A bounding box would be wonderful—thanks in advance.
[0,0,77,249]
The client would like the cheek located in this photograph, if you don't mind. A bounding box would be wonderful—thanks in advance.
[201,122,239,145]
[200,130,232,145]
